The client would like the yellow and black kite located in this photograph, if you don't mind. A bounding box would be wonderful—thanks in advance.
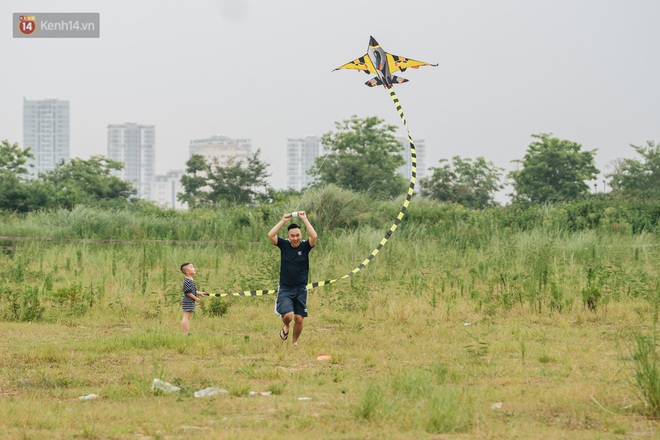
[333,36,438,87]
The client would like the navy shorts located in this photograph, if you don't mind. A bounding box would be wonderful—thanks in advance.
[275,286,308,317]
[182,295,196,312]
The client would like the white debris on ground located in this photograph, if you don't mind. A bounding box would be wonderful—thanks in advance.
[152,379,273,398]
[151,379,181,393]
[194,387,229,398]
[248,391,272,396]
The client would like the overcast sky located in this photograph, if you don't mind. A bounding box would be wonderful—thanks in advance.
[2,0,659,196]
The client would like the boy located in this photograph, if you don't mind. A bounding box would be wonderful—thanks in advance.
[180,262,207,334]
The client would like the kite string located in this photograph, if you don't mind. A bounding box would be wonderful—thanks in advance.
[293,86,367,213]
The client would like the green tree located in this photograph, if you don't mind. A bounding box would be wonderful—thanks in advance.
[38,156,136,209]
[267,187,302,205]
[420,156,504,209]
[178,150,272,208]
[0,140,34,212]
[607,140,660,199]
[312,116,406,199]
[509,133,599,204]
[0,139,33,175]
[178,154,209,209]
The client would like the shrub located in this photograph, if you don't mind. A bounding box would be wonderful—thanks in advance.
[204,297,230,317]
[630,331,660,417]
[20,286,44,322]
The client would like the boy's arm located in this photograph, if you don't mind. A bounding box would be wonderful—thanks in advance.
[268,213,292,245]
[184,286,207,301]
[298,211,318,247]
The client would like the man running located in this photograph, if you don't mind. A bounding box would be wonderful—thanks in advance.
[268,211,318,346]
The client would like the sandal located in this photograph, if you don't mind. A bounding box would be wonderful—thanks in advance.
[279,325,289,340]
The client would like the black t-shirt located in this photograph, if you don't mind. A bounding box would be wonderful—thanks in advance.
[276,236,313,288]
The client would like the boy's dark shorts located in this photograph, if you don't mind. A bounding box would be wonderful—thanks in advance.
[182,296,196,312]
[275,286,308,317]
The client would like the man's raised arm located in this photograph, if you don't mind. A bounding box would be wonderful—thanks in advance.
[268,213,291,245]
[298,211,318,247]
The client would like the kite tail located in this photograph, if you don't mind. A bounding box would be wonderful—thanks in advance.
[307,86,416,289]
[208,289,278,298]
[209,85,416,298]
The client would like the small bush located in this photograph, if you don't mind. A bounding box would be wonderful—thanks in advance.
[425,388,472,434]
[20,286,45,322]
[229,384,251,397]
[303,185,369,232]
[204,298,230,317]
[630,332,660,417]
[0,286,44,322]
[354,384,385,420]
[425,387,472,434]
[267,383,284,395]
[0,286,20,321]
[50,283,90,317]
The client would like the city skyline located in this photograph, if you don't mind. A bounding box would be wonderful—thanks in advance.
[3,1,659,200]
[20,98,426,205]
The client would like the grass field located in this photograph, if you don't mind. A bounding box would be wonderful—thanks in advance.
[1,210,659,438]
[1,294,657,438]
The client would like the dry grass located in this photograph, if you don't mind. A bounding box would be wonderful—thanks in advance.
[0,290,658,439]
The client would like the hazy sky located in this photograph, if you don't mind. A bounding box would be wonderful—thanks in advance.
[2,0,659,195]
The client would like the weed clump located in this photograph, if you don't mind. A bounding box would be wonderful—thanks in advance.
[630,332,660,417]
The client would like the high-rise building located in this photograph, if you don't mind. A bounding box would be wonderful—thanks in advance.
[151,169,186,210]
[189,135,251,166]
[397,136,427,182]
[107,122,155,200]
[22,97,70,177]
[287,136,325,191]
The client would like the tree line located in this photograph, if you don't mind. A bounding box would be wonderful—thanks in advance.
[1,116,659,213]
